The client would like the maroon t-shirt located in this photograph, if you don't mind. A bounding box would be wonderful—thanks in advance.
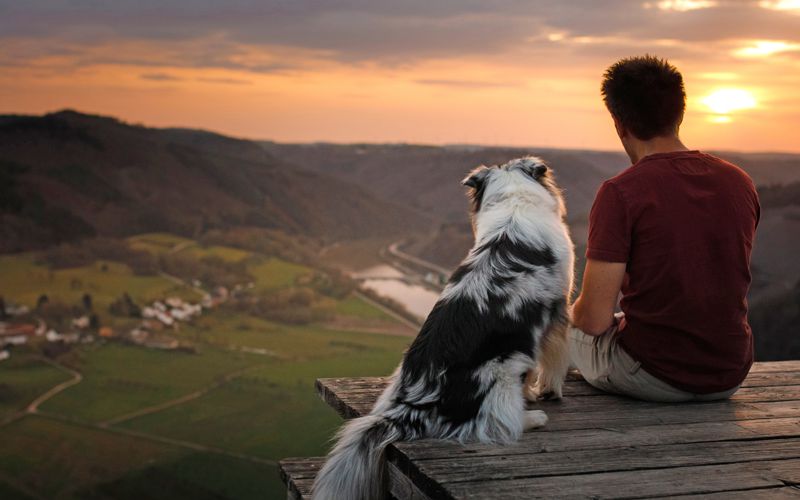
[587,150,760,394]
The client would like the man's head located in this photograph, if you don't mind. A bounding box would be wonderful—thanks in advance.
[601,55,686,153]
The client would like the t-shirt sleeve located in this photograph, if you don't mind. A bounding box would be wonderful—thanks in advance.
[586,181,631,263]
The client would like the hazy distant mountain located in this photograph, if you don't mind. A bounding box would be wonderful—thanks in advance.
[262,142,628,225]
[0,111,432,252]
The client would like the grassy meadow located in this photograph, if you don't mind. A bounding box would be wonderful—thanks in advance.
[0,234,410,499]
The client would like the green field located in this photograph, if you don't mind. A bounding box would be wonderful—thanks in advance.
[0,233,410,499]
[249,257,312,292]
[0,255,193,313]
[0,355,71,420]
[332,294,397,321]
[117,336,407,458]
[0,415,279,500]
[126,233,193,255]
[40,344,255,422]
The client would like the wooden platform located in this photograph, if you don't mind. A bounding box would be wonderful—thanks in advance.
[281,361,800,499]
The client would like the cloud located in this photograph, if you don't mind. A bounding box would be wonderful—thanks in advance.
[414,78,520,89]
[2,0,800,73]
[196,76,252,85]
[140,72,183,81]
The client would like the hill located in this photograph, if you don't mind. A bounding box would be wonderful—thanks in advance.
[0,111,433,252]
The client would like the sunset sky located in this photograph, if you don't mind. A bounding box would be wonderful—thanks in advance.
[1,0,799,152]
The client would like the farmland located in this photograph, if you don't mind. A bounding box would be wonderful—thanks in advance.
[0,234,410,499]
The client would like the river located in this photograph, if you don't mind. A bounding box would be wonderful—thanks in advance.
[351,264,440,319]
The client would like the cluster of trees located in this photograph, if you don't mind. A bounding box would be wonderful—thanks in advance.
[108,293,141,318]
[235,287,332,325]
[200,227,319,266]
[35,293,99,332]
[159,254,251,290]
[757,181,800,210]
[39,238,157,275]
[37,237,254,290]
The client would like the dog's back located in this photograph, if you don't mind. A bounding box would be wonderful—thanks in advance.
[312,157,574,500]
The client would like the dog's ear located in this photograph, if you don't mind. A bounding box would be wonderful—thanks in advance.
[521,161,548,181]
[462,165,490,189]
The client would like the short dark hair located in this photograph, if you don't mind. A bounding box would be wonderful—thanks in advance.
[601,55,686,140]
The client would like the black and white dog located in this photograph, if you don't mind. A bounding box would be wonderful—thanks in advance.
[312,157,574,500]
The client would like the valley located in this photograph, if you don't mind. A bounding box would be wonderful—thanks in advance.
[2,110,799,498]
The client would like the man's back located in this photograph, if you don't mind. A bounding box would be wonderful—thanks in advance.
[587,150,760,393]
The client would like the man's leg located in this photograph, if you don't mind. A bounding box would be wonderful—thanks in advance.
[568,325,696,403]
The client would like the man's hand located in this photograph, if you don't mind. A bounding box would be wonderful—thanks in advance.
[572,259,626,336]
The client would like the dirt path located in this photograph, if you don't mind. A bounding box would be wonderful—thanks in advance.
[36,410,277,467]
[27,358,82,413]
[101,365,256,426]
[1,358,276,470]
[387,240,451,277]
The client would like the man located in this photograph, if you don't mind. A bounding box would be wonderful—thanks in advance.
[569,55,760,402]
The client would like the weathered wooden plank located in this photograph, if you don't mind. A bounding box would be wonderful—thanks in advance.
[279,457,325,500]
[388,462,433,500]
[317,378,800,431]
[543,400,800,431]
[392,416,800,460]
[404,437,800,485]
[443,458,800,499]
[749,361,800,373]
[316,367,800,420]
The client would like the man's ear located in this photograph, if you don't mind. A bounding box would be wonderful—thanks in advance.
[462,165,490,189]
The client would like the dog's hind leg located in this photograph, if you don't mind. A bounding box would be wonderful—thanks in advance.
[532,319,571,400]
[523,369,539,403]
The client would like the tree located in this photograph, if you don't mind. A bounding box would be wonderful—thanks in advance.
[36,294,49,309]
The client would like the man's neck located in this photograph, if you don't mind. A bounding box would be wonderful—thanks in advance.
[625,135,689,164]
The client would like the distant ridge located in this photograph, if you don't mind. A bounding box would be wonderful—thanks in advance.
[0,110,433,252]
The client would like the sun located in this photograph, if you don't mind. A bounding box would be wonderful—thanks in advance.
[702,88,757,115]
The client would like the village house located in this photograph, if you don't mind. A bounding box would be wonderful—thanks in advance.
[0,323,37,347]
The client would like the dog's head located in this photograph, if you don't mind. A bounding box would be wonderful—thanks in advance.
[461,156,565,219]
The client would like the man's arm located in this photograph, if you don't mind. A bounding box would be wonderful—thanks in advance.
[572,259,626,336]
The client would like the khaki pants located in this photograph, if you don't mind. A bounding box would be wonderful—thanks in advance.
[568,324,740,403]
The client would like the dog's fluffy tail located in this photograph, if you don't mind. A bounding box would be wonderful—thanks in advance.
[311,414,403,500]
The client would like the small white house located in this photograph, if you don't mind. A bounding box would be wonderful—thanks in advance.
[155,311,175,326]
[46,330,63,342]
[2,335,27,346]
[72,316,90,329]
[165,296,184,309]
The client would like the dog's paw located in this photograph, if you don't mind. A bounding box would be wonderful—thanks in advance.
[536,390,559,401]
[533,382,563,401]
[524,410,548,430]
